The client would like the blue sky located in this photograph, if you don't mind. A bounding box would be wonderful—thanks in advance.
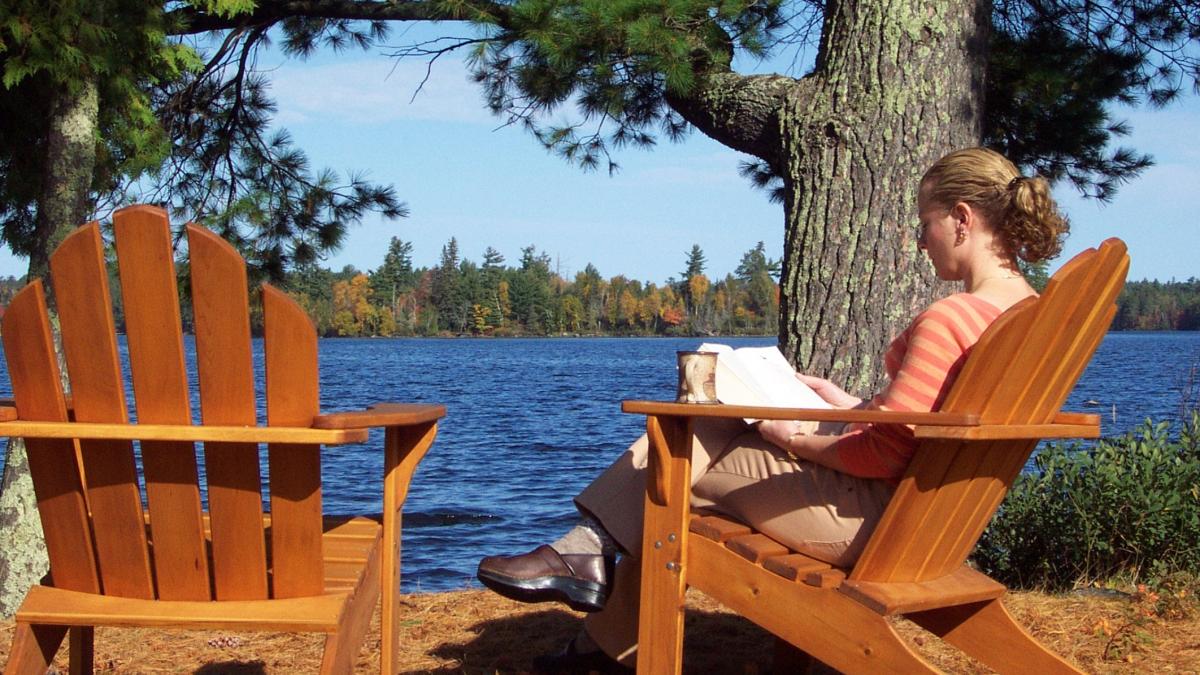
[1,33,1195,284]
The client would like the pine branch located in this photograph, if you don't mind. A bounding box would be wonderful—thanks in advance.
[665,71,799,169]
[166,0,510,36]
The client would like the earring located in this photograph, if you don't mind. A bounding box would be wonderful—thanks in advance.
[955,228,967,246]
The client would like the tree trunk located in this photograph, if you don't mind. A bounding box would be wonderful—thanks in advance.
[777,0,989,395]
[26,75,100,288]
[0,439,48,618]
[0,75,100,617]
[674,0,988,395]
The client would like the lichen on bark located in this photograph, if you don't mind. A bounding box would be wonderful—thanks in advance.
[0,438,49,619]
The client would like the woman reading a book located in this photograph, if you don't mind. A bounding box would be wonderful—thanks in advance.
[476,147,1070,674]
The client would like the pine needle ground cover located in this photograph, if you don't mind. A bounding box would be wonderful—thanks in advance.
[2,588,1197,674]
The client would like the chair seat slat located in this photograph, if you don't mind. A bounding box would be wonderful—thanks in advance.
[16,586,347,633]
[839,566,1006,616]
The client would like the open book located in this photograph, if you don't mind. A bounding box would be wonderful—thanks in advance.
[697,343,831,417]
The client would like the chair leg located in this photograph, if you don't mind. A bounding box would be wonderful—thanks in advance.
[773,637,814,675]
[908,598,1086,675]
[319,543,383,675]
[69,626,94,675]
[3,623,68,675]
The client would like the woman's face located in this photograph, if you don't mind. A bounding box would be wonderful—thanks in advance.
[916,183,963,281]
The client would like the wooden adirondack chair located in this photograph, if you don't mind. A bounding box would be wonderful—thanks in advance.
[624,238,1129,675]
[0,205,444,675]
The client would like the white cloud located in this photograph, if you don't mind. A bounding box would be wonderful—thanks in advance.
[270,57,494,126]
[622,150,755,190]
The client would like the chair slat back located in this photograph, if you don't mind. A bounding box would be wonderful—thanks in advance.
[51,223,155,599]
[850,239,1129,584]
[187,224,269,601]
[112,205,212,601]
[1,282,100,595]
[263,284,325,598]
[4,205,329,604]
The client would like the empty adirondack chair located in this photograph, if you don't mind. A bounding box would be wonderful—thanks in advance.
[623,238,1129,675]
[0,204,444,675]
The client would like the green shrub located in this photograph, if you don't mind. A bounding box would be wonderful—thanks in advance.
[973,412,1200,591]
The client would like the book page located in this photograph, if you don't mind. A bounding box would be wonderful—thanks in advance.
[697,343,831,413]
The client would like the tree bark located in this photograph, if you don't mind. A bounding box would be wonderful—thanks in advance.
[776,0,989,395]
[26,76,100,289]
[0,439,48,619]
[678,0,989,395]
[0,75,100,617]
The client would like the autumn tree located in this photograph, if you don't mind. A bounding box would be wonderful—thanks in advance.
[678,244,708,312]
[736,241,781,331]
[332,273,377,336]
[574,263,606,332]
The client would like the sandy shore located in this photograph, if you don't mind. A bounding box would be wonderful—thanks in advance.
[1,588,1197,674]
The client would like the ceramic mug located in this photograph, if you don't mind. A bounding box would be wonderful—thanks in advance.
[676,351,719,404]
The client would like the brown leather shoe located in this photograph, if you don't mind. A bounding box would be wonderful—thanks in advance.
[476,545,611,612]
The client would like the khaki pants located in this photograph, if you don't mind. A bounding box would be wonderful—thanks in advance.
[575,418,894,665]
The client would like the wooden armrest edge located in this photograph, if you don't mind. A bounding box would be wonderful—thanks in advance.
[312,403,446,429]
[621,400,980,426]
[0,420,368,445]
[913,422,1100,440]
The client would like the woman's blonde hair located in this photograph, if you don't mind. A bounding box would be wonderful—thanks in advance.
[921,147,1068,263]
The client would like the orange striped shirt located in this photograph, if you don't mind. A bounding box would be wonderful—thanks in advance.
[837,294,1003,484]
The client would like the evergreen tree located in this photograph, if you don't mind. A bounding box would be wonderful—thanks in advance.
[0,0,405,285]
[369,237,416,316]
[574,263,605,331]
[736,241,780,329]
[482,246,506,275]
[681,244,707,281]
[480,246,507,327]
[735,242,781,281]
[1019,259,1051,293]
[679,244,707,312]
[430,237,466,332]
[509,244,554,333]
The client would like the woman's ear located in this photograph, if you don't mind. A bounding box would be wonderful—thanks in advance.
[951,201,974,230]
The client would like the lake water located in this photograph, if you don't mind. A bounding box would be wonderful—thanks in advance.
[1,332,1198,593]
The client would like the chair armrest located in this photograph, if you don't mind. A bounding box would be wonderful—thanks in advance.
[0,420,368,445]
[0,395,74,421]
[311,403,446,429]
[914,412,1100,440]
[621,400,981,427]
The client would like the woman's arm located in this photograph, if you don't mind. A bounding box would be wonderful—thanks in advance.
[757,419,849,472]
[796,374,864,410]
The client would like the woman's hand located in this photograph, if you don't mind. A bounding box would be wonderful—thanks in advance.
[757,419,815,450]
[796,374,863,410]
[755,419,849,473]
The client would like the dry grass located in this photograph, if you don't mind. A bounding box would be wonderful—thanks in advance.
[1,589,1197,674]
